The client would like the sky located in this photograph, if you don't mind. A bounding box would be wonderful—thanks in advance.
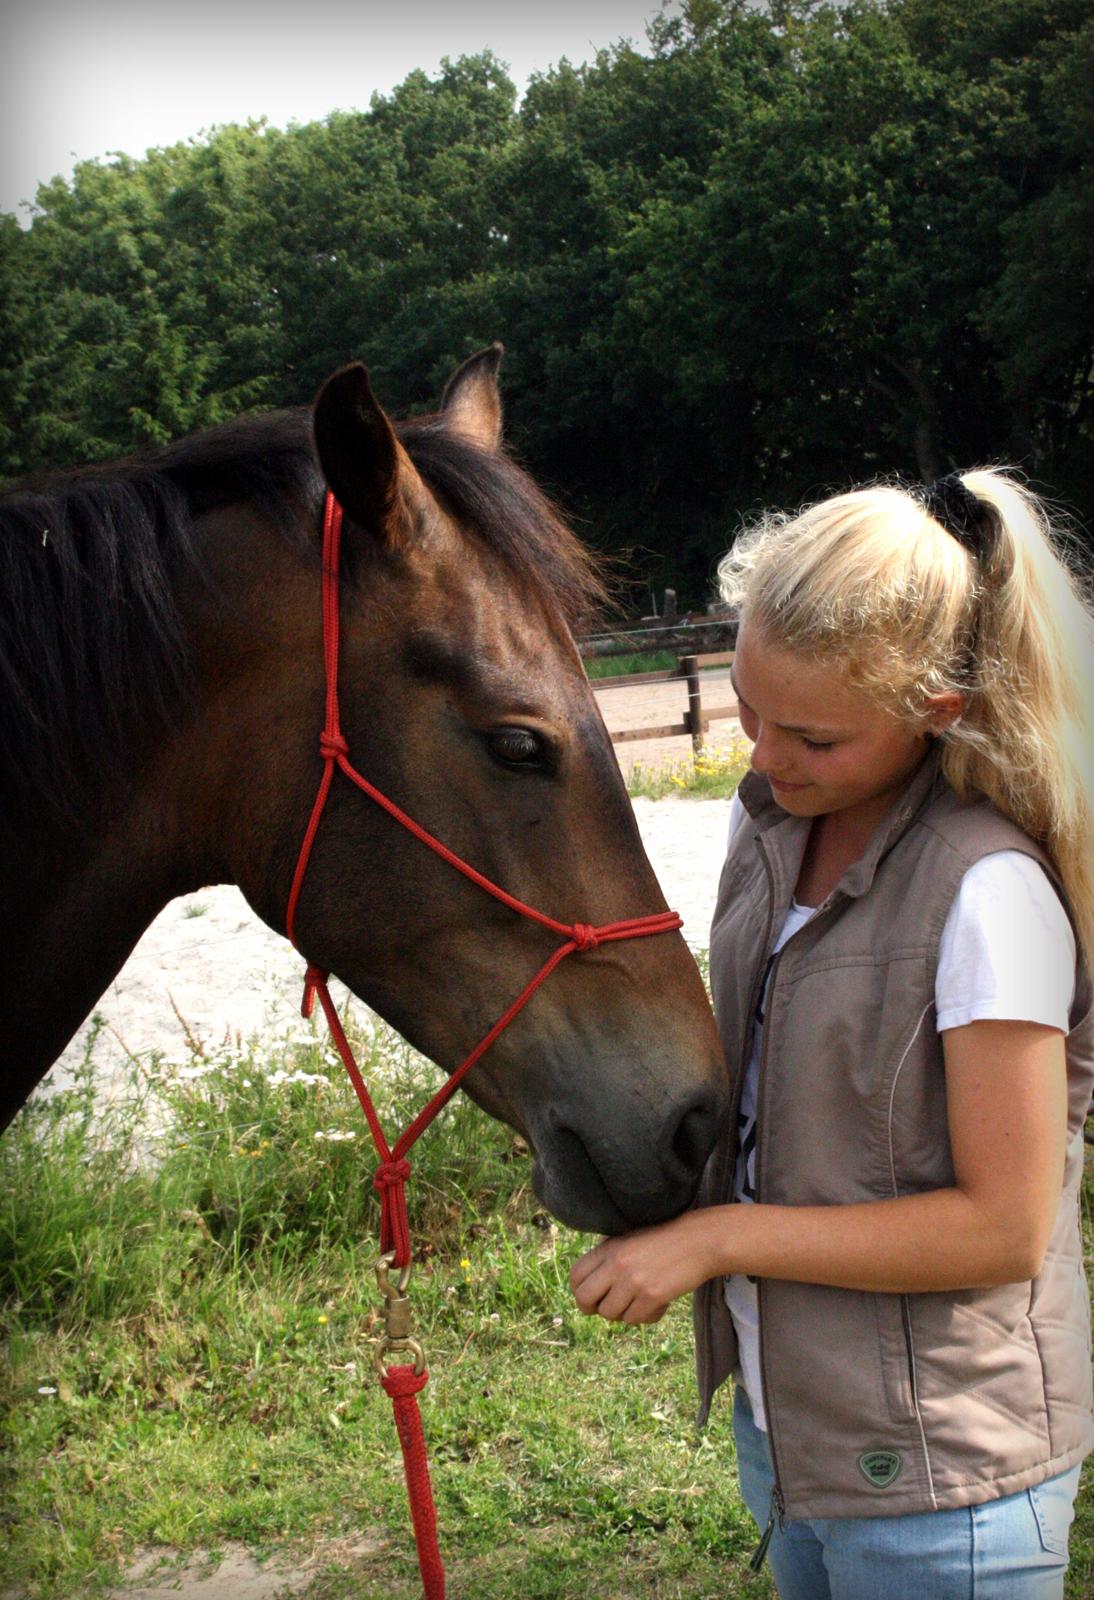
[1,1,674,218]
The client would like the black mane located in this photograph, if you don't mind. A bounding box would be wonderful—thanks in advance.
[0,409,604,836]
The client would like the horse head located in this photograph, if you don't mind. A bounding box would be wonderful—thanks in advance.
[2,348,729,1235]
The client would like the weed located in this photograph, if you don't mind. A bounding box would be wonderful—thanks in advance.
[627,740,751,800]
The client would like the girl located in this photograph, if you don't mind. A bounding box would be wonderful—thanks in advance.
[570,471,1094,1598]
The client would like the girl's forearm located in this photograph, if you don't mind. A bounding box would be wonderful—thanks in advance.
[696,1187,1045,1294]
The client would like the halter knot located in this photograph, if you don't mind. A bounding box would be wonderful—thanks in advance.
[374,1157,413,1192]
[320,731,349,760]
[572,923,600,953]
[301,963,328,1018]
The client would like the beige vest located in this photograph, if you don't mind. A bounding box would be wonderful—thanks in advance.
[694,753,1094,1518]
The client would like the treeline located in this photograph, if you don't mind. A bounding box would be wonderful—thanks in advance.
[1,0,1090,602]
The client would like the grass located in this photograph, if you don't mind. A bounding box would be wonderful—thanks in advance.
[3,1013,1092,1598]
[626,741,751,801]
[1,1017,768,1599]
[584,651,677,679]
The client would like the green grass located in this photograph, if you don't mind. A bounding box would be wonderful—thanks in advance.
[2,1017,1091,1598]
[1,1016,768,1598]
[626,743,750,801]
[584,651,677,679]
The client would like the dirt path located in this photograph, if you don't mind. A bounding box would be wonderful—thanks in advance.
[103,1536,385,1600]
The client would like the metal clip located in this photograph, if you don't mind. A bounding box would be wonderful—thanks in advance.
[373,1250,426,1375]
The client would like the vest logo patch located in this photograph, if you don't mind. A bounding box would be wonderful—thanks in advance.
[857,1450,903,1488]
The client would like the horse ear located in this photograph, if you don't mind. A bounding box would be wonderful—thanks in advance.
[312,363,416,546]
[440,342,504,450]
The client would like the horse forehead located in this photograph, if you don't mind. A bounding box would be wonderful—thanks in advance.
[405,528,576,657]
[399,611,585,716]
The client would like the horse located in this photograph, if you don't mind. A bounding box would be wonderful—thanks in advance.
[0,345,728,1234]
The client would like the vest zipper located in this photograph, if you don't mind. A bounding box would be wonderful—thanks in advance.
[748,841,841,1566]
[726,842,778,1166]
[749,836,788,1566]
[748,1487,784,1570]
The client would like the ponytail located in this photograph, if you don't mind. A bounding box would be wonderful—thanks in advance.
[941,470,1094,966]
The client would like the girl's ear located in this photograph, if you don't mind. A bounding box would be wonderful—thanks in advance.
[924,690,967,736]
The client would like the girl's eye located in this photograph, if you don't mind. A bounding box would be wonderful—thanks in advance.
[488,727,543,767]
[802,738,834,752]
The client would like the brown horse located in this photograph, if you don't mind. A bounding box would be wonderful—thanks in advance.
[0,347,727,1233]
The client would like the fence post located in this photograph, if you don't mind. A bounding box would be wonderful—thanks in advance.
[682,653,703,755]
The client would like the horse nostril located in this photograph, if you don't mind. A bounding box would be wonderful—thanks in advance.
[669,1090,723,1177]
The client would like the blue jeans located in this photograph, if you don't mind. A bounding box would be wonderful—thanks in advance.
[733,1388,1081,1599]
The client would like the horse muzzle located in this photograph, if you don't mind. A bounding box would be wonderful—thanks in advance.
[526,1082,728,1235]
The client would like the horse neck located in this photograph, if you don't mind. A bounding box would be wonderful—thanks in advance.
[0,498,315,1126]
[0,764,212,1128]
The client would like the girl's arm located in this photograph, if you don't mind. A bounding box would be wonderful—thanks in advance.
[570,1018,1068,1325]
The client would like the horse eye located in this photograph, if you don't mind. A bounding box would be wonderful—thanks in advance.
[488,727,542,767]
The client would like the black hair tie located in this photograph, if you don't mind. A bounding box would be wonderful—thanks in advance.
[920,474,996,564]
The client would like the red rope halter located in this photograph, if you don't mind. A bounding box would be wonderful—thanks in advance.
[286,491,684,1598]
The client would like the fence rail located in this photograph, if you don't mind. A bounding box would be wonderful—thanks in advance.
[592,650,738,753]
[579,616,737,659]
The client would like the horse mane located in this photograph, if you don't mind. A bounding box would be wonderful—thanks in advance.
[0,409,606,836]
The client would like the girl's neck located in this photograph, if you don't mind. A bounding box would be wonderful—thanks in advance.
[794,806,887,907]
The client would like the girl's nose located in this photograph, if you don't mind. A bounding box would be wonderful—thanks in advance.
[749,724,774,773]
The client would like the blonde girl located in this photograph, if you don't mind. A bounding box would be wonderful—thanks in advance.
[571,471,1094,1599]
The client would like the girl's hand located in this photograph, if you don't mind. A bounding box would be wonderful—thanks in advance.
[569,1209,722,1324]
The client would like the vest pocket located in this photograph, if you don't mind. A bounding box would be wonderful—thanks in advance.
[873,1293,918,1423]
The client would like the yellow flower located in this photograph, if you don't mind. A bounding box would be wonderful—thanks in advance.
[460,1257,471,1272]
[317,1314,329,1325]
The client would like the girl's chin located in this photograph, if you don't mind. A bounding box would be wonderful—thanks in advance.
[768,783,825,816]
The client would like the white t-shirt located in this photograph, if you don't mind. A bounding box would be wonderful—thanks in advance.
[719,793,1076,1431]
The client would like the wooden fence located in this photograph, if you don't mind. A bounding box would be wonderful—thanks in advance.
[580,615,737,659]
[592,650,738,753]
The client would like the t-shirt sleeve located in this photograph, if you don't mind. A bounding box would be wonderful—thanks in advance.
[936,851,1075,1033]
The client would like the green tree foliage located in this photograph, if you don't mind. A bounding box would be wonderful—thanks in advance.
[1,1,1089,601]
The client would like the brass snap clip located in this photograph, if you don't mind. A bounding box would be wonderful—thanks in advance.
[373,1250,426,1375]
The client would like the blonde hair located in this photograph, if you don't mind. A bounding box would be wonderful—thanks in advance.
[718,470,1094,965]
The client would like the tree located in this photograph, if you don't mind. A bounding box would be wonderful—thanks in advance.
[2,5,1089,600]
